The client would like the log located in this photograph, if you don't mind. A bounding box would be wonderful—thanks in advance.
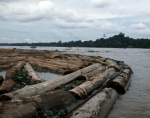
[0,90,76,118]
[0,61,25,94]
[0,63,101,100]
[24,62,41,81]
[29,60,68,74]
[106,59,120,70]
[0,57,25,66]
[47,53,64,59]
[28,58,82,72]
[109,68,132,94]
[70,88,118,118]
[5,61,25,77]
[76,66,106,80]
[69,68,115,99]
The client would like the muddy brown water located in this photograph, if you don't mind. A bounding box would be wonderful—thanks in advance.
[0,46,150,118]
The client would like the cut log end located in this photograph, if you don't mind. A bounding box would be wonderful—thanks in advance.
[109,82,125,94]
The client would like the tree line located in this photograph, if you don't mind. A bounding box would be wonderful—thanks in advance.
[0,33,150,48]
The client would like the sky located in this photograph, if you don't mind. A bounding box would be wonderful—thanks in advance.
[0,0,150,43]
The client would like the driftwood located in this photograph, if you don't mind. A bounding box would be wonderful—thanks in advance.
[0,90,76,118]
[70,88,118,118]
[0,61,25,94]
[109,68,132,94]
[76,66,106,80]
[0,63,101,100]
[24,62,41,81]
[106,59,120,70]
[69,68,115,99]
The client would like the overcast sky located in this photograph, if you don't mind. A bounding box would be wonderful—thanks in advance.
[0,0,150,43]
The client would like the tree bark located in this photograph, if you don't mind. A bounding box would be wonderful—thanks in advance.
[109,68,132,94]
[28,58,82,72]
[76,66,106,80]
[106,59,120,70]
[0,61,25,94]
[0,63,101,100]
[0,90,76,118]
[0,57,25,66]
[70,88,118,118]
[24,62,42,81]
[69,68,116,99]
[29,60,68,74]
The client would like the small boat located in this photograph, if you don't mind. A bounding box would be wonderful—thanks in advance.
[30,46,36,48]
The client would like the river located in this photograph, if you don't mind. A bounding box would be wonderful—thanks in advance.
[0,46,150,118]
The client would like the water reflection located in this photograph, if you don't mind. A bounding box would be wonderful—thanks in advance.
[36,72,62,81]
[0,71,6,78]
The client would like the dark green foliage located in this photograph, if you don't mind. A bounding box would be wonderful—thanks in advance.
[8,70,41,91]
[56,79,86,91]
[35,109,69,118]
[0,33,150,48]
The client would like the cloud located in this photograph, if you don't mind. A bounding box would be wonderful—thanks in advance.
[128,23,150,37]
[0,0,150,43]
[0,0,84,23]
[0,1,55,22]
[91,0,117,8]
[24,38,31,42]
[130,23,147,30]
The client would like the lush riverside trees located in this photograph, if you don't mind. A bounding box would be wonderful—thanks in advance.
[0,33,150,48]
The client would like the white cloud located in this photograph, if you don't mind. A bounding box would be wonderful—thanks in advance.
[0,0,150,43]
[91,0,117,8]
[130,23,147,30]
[24,38,32,42]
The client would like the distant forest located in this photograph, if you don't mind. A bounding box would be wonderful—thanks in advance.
[1,33,150,48]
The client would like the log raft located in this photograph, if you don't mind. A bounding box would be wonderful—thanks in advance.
[0,48,133,118]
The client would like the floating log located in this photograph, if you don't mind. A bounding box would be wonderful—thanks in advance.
[70,88,118,118]
[69,68,115,99]
[0,90,76,118]
[109,68,132,94]
[29,60,69,74]
[0,61,25,94]
[106,59,120,70]
[0,57,25,66]
[28,58,82,72]
[24,62,41,81]
[0,63,101,100]
[76,66,106,80]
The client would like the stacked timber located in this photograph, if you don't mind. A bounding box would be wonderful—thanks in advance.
[0,48,133,118]
[0,63,101,100]
[69,68,115,99]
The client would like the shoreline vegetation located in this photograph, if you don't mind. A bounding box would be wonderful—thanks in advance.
[0,33,150,48]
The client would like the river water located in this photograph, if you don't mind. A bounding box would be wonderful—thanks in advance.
[0,46,150,118]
